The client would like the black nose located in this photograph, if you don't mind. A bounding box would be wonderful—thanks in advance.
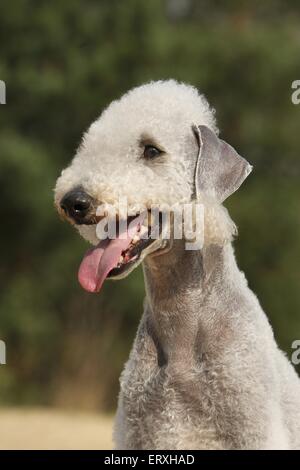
[60,188,93,223]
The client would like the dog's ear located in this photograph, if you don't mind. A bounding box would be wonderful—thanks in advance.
[193,125,252,203]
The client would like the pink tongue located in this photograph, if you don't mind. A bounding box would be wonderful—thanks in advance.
[78,212,146,293]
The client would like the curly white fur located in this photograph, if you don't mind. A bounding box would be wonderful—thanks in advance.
[55,80,234,246]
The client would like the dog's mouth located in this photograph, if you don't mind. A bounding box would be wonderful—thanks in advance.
[78,211,163,293]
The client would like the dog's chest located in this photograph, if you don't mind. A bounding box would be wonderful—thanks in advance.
[118,359,223,449]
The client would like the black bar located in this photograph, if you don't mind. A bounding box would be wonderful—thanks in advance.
[0,450,297,466]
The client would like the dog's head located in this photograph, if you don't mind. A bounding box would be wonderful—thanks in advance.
[54,80,252,292]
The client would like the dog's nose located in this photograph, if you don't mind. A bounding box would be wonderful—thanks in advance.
[60,188,93,223]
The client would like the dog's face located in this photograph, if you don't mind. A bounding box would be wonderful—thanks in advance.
[55,81,251,293]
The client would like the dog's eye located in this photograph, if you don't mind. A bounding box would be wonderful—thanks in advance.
[143,145,161,159]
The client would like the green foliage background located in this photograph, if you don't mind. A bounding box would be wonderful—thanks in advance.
[0,0,299,410]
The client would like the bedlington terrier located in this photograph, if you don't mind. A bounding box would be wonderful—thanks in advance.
[55,80,300,450]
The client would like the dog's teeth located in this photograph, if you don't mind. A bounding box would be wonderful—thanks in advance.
[119,256,124,263]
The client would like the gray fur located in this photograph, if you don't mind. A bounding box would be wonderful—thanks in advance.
[115,240,300,449]
[194,125,253,203]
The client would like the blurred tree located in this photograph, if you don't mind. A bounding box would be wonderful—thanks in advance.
[0,0,299,410]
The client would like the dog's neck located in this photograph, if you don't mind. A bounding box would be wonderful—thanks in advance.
[143,239,241,365]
